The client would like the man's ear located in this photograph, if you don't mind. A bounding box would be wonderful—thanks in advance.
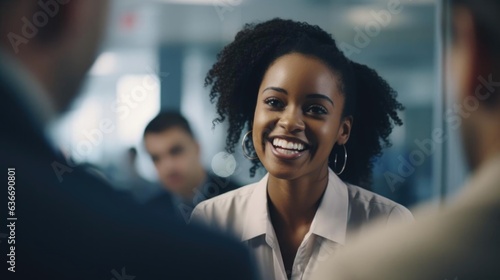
[337,116,353,145]
[41,1,109,47]
[31,1,79,45]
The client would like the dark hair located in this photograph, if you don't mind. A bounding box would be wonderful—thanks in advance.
[144,111,194,138]
[205,18,404,189]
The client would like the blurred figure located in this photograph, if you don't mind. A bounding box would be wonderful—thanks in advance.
[0,1,256,279]
[312,0,500,279]
[121,147,161,203]
[144,111,239,221]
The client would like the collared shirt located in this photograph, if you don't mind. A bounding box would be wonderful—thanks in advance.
[148,172,240,223]
[191,168,414,280]
[310,154,500,280]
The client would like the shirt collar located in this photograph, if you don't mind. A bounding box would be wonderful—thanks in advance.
[241,173,270,241]
[240,168,349,245]
[309,168,348,245]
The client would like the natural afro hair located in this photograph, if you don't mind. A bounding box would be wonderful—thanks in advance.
[205,18,403,190]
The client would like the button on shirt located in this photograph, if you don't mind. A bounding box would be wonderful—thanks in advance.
[191,168,413,280]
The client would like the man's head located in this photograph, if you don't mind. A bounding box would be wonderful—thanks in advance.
[144,111,205,199]
[450,0,500,170]
[0,0,110,113]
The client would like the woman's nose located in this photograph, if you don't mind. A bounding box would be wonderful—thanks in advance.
[278,107,305,133]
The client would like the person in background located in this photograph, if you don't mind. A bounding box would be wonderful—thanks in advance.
[144,111,239,221]
[312,0,500,279]
[0,0,256,279]
[191,18,413,280]
[121,147,162,203]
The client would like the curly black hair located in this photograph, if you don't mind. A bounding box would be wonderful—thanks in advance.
[205,18,404,190]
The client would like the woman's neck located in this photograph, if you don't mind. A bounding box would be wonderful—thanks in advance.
[267,164,329,229]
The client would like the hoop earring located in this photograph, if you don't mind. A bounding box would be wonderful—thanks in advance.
[241,130,258,160]
[334,145,348,175]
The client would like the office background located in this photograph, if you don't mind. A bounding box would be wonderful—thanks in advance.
[49,0,464,208]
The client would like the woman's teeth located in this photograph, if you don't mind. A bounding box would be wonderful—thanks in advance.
[272,138,305,151]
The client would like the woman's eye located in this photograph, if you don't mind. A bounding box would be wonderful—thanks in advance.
[264,98,284,108]
[307,105,328,115]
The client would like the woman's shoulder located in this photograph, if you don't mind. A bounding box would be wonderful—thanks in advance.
[345,183,414,224]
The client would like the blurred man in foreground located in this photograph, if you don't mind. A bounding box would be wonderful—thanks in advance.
[312,0,500,279]
[0,1,255,279]
[144,111,239,221]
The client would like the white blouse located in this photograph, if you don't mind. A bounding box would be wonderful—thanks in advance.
[191,168,414,280]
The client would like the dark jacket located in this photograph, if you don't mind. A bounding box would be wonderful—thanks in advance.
[0,67,257,280]
[148,173,240,223]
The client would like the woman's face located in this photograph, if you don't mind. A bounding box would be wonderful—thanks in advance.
[252,52,352,180]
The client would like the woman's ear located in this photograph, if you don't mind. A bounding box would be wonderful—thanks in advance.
[337,116,353,145]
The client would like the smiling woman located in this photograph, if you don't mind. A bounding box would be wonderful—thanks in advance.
[191,18,414,280]
[253,53,348,182]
